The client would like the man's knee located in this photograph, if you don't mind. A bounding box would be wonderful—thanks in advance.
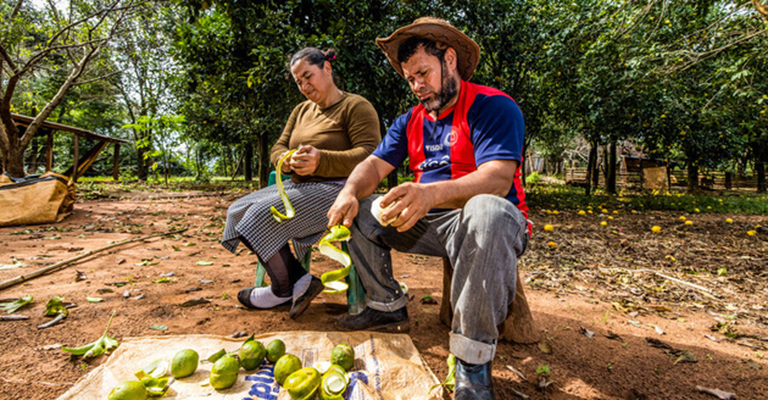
[463,195,522,229]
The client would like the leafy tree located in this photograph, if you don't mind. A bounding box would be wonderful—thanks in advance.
[0,0,140,177]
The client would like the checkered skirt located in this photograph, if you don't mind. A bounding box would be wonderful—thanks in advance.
[221,181,343,261]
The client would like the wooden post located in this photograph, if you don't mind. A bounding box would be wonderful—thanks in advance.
[45,130,53,172]
[112,144,120,181]
[72,134,79,182]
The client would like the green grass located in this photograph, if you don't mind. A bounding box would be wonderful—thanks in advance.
[525,184,768,215]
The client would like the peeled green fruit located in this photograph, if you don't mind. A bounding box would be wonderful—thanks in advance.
[266,339,286,363]
[274,353,303,385]
[171,349,199,378]
[330,343,355,371]
[320,367,349,400]
[210,356,240,390]
[107,380,148,400]
[283,367,321,400]
[238,338,266,370]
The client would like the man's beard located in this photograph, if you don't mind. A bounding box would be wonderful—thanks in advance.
[421,60,459,112]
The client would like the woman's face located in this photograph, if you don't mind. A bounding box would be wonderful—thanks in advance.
[290,58,333,104]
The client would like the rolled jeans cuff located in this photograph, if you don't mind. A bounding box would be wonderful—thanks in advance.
[366,296,408,312]
[449,332,496,365]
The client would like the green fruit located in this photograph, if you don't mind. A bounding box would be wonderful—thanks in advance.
[283,367,321,400]
[238,338,266,370]
[171,349,199,378]
[107,380,148,400]
[319,367,349,400]
[266,339,286,363]
[274,353,303,385]
[330,343,355,371]
[210,356,240,390]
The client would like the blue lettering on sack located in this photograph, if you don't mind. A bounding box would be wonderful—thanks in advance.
[242,361,279,400]
[343,371,369,399]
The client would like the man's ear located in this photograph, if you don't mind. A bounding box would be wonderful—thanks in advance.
[444,47,459,73]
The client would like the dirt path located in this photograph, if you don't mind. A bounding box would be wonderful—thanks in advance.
[0,192,765,399]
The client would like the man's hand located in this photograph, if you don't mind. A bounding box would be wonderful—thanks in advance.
[290,144,320,176]
[379,182,436,232]
[327,190,360,228]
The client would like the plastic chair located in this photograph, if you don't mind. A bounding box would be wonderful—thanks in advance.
[254,171,366,315]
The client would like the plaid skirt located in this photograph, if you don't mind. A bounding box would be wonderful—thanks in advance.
[221,181,343,261]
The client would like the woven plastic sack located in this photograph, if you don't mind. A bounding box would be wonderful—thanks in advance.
[56,331,443,400]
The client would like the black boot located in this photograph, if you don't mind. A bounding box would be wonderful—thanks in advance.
[454,358,495,400]
[336,307,409,332]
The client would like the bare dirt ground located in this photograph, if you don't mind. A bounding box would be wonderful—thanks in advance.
[0,188,766,400]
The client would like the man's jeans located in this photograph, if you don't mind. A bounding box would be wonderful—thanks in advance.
[348,194,529,364]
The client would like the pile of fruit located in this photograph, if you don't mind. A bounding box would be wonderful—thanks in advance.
[106,337,356,400]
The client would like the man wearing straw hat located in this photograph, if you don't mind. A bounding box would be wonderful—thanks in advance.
[327,17,529,400]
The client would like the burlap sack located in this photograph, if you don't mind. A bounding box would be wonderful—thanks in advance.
[56,331,443,400]
[0,172,75,226]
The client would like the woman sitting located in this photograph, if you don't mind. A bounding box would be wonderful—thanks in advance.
[221,47,380,319]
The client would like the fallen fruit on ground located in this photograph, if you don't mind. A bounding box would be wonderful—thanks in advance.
[238,335,266,370]
[171,349,199,378]
[210,356,240,390]
[275,353,303,385]
[107,380,148,400]
[283,367,321,400]
[330,343,355,371]
[266,339,286,363]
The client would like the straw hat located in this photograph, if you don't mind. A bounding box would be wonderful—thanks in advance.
[376,17,481,81]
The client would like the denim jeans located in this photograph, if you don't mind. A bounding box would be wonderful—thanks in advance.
[348,194,529,364]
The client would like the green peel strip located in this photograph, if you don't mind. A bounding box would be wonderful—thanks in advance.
[270,149,297,223]
[319,225,352,294]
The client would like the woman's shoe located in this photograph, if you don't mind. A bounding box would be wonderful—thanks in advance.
[237,286,291,309]
[289,275,324,319]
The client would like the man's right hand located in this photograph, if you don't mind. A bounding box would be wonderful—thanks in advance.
[327,190,359,228]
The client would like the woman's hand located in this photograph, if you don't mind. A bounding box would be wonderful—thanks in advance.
[290,144,320,176]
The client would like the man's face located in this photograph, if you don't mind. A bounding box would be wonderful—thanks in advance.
[401,47,459,112]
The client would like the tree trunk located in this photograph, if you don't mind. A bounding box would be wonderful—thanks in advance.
[585,141,597,196]
[258,134,269,189]
[687,162,699,193]
[592,144,600,189]
[756,159,766,193]
[607,140,617,195]
[725,171,732,190]
[244,142,253,182]
[5,128,24,178]
[521,145,527,187]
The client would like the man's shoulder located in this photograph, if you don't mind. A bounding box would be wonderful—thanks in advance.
[464,82,521,118]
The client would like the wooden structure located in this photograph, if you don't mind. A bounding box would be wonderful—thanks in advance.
[439,258,538,344]
[11,113,130,182]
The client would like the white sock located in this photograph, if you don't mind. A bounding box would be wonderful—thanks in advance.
[249,286,291,308]
[292,274,313,300]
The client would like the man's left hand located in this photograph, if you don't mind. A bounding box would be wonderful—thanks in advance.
[379,182,436,232]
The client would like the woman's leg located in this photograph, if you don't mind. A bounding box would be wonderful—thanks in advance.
[261,243,307,297]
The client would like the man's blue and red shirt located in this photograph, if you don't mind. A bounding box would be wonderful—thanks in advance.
[373,80,528,222]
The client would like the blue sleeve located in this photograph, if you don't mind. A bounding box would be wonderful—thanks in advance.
[468,95,525,166]
[372,109,412,168]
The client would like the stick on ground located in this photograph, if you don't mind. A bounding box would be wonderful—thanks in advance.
[0,227,188,292]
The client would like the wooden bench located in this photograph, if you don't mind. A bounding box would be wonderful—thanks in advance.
[438,258,538,344]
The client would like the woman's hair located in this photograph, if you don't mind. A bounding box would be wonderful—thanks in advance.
[288,47,340,86]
